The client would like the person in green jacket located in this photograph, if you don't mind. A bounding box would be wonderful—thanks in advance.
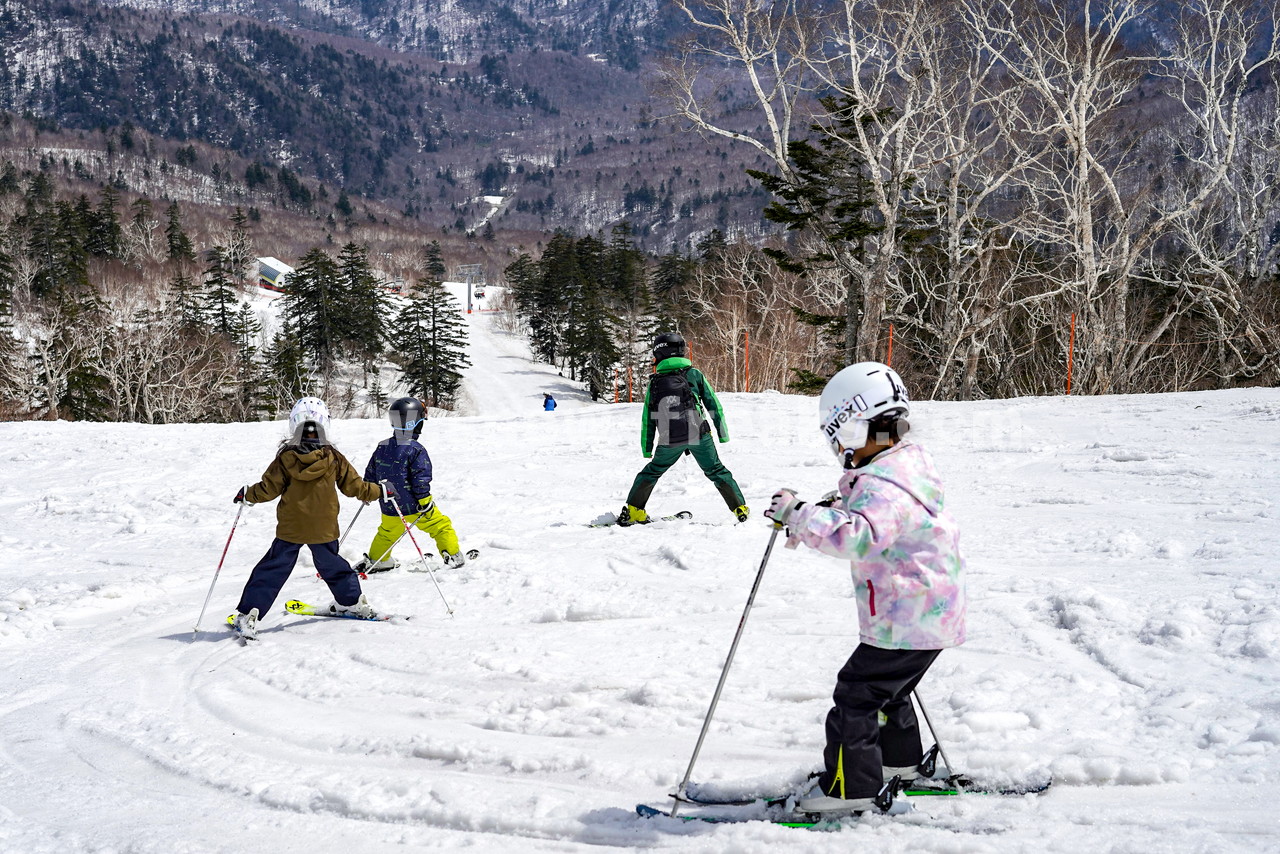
[618,332,749,525]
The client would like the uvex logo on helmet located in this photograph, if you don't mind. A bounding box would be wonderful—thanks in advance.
[822,395,869,440]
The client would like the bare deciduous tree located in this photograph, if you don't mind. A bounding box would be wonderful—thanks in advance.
[684,241,813,391]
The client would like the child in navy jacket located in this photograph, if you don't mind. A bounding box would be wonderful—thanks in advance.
[354,397,466,572]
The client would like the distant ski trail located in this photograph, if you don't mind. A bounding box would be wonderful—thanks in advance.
[447,284,592,416]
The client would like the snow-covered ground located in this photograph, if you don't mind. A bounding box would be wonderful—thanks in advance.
[1,304,1278,853]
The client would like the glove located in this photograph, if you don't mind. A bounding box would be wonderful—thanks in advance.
[763,488,805,526]
[233,486,247,504]
[380,481,397,500]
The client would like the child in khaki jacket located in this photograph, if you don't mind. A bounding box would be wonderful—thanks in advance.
[229,397,384,639]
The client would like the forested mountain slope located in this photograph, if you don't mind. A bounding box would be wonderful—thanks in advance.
[0,0,770,250]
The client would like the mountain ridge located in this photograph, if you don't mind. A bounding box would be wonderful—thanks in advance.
[0,0,769,251]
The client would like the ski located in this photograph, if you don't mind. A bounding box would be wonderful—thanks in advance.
[587,510,692,528]
[677,773,1052,807]
[359,549,479,576]
[902,774,1053,797]
[283,599,411,622]
[635,802,836,829]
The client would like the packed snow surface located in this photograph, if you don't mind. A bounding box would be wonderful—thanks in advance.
[1,306,1278,852]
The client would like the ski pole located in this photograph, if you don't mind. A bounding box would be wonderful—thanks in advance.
[332,501,371,579]
[670,523,782,817]
[194,501,248,636]
[383,482,454,617]
[316,502,374,581]
[337,501,367,550]
[912,689,959,788]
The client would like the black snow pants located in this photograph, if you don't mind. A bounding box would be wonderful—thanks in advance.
[817,644,941,800]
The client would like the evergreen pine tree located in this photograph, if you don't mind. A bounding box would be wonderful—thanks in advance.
[651,249,694,319]
[422,240,447,284]
[506,252,538,315]
[281,247,343,374]
[23,201,59,300]
[202,246,238,339]
[227,302,268,420]
[130,198,153,232]
[565,236,609,386]
[37,285,108,420]
[72,195,95,244]
[525,231,579,366]
[26,171,53,207]
[0,161,18,195]
[53,201,90,294]
[572,283,621,401]
[392,279,471,409]
[165,202,196,266]
[696,229,728,263]
[169,272,205,331]
[603,223,656,389]
[335,242,386,365]
[508,232,626,398]
[560,233,616,393]
[89,186,122,259]
[335,191,354,218]
[745,93,884,367]
[368,372,389,414]
[264,321,309,413]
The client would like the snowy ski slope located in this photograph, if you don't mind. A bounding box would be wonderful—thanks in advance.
[0,301,1278,853]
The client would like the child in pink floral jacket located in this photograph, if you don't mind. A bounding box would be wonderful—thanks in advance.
[765,362,967,816]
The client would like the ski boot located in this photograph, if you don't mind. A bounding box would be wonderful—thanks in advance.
[354,554,398,575]
[327,594,376,619]
[617,504,649,527]
[442,550,468,568]
[794,776,907,817]
[733,504,750,523]
[228,608,259,640]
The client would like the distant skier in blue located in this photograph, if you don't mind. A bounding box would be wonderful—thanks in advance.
[543,393,557,411]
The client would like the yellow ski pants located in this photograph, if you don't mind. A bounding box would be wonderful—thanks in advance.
[366,498,460,562]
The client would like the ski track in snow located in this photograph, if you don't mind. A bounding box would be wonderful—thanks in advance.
[0,301,1278,852]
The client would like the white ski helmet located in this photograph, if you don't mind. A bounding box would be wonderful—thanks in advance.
[818,362,910,461]
[288,396,331,446]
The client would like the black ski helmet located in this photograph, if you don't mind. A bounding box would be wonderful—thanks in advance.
[653,331,687,362]
[389,397,427,442]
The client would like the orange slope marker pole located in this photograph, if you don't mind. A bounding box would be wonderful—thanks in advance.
[1066,313,1076,395]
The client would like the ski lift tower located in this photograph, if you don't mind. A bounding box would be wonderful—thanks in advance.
[456,264,484,314]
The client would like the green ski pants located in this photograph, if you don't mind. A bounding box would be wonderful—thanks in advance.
[626,432,745,511]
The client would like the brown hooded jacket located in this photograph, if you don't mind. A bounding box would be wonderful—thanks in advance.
[245,446,381,544]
